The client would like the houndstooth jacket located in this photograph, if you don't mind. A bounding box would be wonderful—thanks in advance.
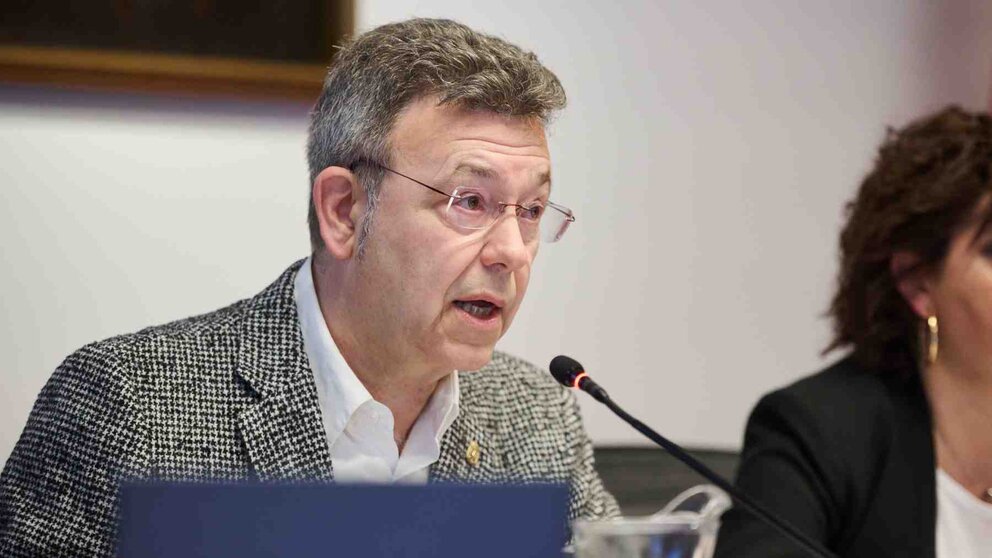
[0,260,619,557]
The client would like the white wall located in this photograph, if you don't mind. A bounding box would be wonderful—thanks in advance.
[2,1,991,469]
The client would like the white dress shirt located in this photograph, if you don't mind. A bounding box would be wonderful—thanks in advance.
[293,256,460,484]
[935,468,992,558]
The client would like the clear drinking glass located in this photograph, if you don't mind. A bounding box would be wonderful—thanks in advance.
[571,485,732,558]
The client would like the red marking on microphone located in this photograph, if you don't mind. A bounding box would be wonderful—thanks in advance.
[572,372,588,389]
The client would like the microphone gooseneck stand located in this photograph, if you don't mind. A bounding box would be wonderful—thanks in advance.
[549,355,838,558]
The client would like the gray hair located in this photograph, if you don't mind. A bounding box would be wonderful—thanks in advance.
[306,18,567,254]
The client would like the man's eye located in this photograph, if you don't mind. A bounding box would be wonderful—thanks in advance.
[454,193,486,212]
[520,204,544,221]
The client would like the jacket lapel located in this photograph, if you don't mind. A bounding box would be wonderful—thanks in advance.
[849,371,936,558]
[430,371,504,483]
[235,260,334,481]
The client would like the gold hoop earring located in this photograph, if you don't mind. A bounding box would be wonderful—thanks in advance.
[925,315,939,365]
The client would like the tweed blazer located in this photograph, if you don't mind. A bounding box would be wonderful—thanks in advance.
[0,260,619,557]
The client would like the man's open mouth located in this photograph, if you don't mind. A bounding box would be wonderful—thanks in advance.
[454,300,500,319]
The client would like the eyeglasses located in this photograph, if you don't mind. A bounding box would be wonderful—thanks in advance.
[351,160,576,243]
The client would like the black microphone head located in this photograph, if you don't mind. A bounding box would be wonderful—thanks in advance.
[549,355,585,388]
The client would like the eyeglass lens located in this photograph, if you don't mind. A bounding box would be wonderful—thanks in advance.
[446,187,572,243]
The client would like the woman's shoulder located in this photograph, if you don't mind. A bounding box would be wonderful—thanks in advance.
[729,355,933,555]
[747,354,925,467]
[763,354,915,421]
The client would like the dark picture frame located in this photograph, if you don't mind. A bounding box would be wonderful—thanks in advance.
[0,1,354,100]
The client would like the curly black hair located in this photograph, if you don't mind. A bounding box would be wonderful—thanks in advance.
[826,105,992,374]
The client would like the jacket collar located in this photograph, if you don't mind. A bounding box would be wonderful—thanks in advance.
[867,367,936,557]
[235,259,334,481]
[840,357,936,558]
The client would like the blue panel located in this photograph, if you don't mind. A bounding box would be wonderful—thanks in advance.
[118,482,569,558]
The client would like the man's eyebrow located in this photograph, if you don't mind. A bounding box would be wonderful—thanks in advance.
[451,163,499,180]
[451,164,552,189]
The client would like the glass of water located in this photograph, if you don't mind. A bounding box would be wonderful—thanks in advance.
[571,485,731,558]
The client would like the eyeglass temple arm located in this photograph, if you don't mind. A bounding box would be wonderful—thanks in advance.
[349,159,461,201]
[546,201,576,222]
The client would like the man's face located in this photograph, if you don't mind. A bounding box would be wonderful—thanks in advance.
[352,97,551,374]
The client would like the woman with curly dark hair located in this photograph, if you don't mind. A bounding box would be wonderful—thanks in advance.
[715,106,992,558]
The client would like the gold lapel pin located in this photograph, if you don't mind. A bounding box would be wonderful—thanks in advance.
[465,440,481,467]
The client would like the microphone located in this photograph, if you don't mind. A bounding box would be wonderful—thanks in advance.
[549,355,837,558]
[549,355,609,403]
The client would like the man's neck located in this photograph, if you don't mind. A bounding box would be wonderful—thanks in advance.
[312,256,447,450]
[361,372,441,453]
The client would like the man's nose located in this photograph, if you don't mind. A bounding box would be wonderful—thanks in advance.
[479,210,534,272]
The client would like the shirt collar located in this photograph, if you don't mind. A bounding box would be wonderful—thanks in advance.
[293,255,460,455]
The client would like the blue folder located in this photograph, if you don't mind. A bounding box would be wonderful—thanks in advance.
[118,482,569,557]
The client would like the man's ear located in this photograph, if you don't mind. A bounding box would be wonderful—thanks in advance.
[891,251,934,318]
[312,166,366,260]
